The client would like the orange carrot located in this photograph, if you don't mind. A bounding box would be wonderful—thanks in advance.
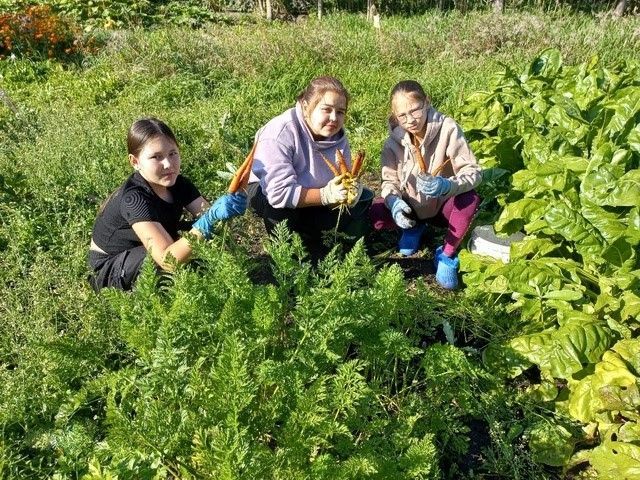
[320,153,340,176]
[412,136,427,173]
[336,149,349,175]
[228,141,257,193]
[432,157,452,177]
[350,150,365,177]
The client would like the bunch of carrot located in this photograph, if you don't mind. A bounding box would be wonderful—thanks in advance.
[413,136,450,177]
[321,149,366,206]
[228,142,257,194]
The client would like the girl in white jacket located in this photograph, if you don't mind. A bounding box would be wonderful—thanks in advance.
[372,80,482,289]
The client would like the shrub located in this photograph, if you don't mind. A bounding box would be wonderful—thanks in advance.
[0,4,81,59]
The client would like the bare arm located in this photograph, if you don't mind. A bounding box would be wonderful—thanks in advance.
[296,187,322,207]
[185,195,210,217]
[130,196,211,270]
[131,221,195,270]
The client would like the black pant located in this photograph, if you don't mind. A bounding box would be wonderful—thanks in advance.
[247,183,374,260]
[87,246,149,292]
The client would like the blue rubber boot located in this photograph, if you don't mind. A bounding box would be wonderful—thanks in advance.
[398,224,426,256]
[434,246,444,269]
[434,246,459,290]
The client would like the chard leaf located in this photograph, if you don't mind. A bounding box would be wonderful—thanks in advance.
[527,420,575,467]
[498,260,564,297]
[568,375,601,423]
[528,48,562,78]
[510,237,558,260]
[511,170,543,195]
[602,86,640,138]
[494,136,524,171]
[601,238,635,270]
[546,100,590,145]
[613,339,640,376]
[510,318,613,378]
[621,291,640,324]
[463,96,506,132]
[496,198,547,234]
[627,207,640,245]
[580,199,628,245]
[514,154,575,193]
[569,349,639,423]
[544,200,605,257]
[543,290,583,301]
[612,269,640,290]
[482,342,531,378]
[480,166,510,184]
[582,163,640,207]
[586,439,640,479]
[627,123,640,153]
[617,422,640,444]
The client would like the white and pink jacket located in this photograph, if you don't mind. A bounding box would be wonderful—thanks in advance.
[380,106,482,220]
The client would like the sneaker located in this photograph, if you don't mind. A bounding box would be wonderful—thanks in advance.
[398,224,426,256]
[434,247,459,290]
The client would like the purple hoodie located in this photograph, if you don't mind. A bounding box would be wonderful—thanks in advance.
[249,102,351,208]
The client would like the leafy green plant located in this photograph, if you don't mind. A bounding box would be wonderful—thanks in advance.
[54,0,153,30]
[459,49,640,475]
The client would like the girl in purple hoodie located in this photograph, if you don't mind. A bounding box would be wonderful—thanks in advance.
[247,76,373,260]
[371,80,482,289]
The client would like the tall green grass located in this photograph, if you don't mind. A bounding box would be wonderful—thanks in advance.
[0,10,638,478]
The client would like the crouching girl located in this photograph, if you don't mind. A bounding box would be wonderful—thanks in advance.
[247,76,374,262]
[88,117,246,291]
[371,80,482,289]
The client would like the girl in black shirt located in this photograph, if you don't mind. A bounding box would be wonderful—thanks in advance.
[89,117,246,291]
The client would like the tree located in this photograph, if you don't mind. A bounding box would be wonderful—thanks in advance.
[493,0,504,13]
[318,0,323,20]
[612,0,627,16]
[266,0,272,21]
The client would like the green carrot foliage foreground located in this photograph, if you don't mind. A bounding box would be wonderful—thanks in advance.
[0,9,639,479]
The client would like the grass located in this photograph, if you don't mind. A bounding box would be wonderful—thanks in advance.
[0,9,638,478]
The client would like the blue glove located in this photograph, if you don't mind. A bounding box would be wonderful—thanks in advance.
[387,195,416,229]
[193,193,247,239]
[416,173,452,198]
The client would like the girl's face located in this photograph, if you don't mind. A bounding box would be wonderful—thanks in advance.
[303,91,347,139]
[393,93,427,135]
[129,135,181,192]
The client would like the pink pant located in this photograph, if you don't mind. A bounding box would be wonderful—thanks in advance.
[369,191,481,256]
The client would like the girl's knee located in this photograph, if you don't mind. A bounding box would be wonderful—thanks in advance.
[455,190,481,211]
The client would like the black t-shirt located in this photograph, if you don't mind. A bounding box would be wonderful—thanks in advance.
[91,172,201,255]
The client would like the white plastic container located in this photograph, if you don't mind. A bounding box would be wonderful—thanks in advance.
[468,225,525,263]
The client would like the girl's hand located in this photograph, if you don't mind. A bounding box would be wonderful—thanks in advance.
[320,175,347,205]
[193,193,247,238]
[416,173,452,198]
[387,195,416,229]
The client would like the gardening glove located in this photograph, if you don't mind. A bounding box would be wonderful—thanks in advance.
[193,193,247,239]
[387,195,416,229]
[320,175,347,206]
[346,179,364,208]
[416,173,452,198]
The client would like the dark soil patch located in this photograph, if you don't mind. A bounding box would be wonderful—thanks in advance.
[457,418,492,476]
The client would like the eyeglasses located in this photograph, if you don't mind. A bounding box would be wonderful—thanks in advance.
[396,104,425,124]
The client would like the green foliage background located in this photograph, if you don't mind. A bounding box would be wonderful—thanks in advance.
[0,7,638,479]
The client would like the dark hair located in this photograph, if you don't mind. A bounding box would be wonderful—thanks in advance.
[127,117,179,157]
[297,76,350,113]
[389,80,431,127]
[390,80,430,105]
